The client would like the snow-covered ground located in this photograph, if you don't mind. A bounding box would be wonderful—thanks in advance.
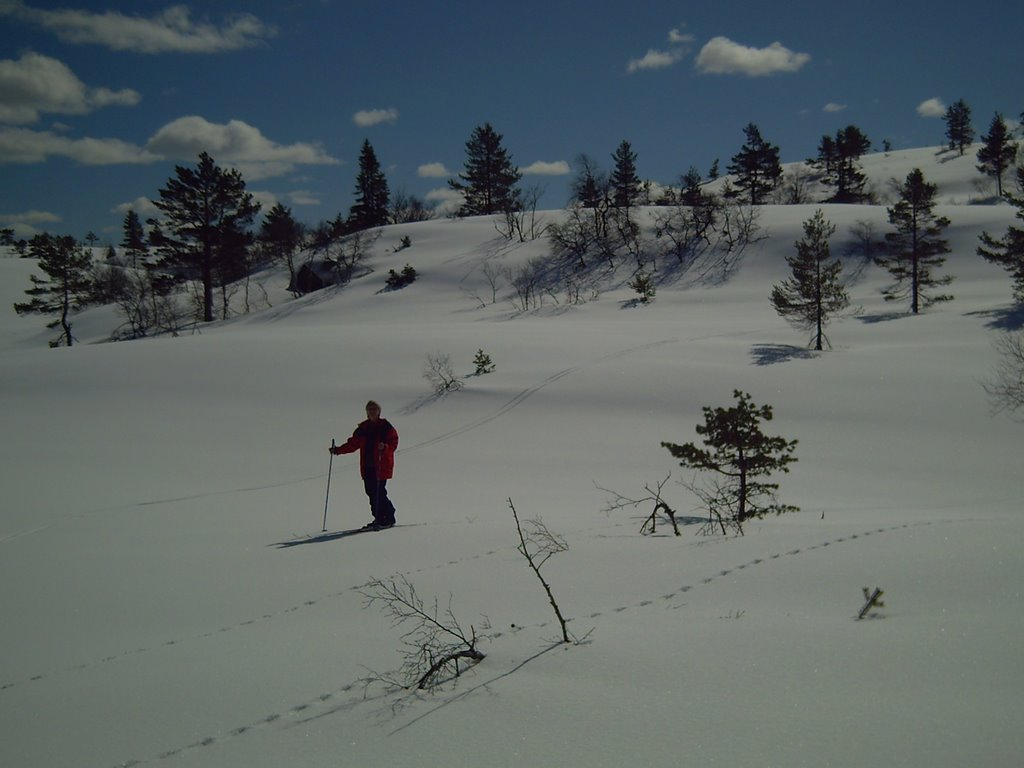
[1,146,1021,768]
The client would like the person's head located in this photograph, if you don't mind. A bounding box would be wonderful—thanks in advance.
[365,400,382,420]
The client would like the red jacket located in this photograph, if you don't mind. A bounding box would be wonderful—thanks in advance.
[334,418,399,479]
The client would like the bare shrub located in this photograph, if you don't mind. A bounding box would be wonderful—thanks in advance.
[358,574,487,691]
[599,475,681,536]
[984,331,1024,419]
[114,270,191,339]
[423,352,463,394]
[495,185,547,242]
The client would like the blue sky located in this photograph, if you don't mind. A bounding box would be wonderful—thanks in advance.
[1,0,1021,241]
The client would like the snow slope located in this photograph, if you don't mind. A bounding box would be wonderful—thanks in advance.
[1,147,1022,768]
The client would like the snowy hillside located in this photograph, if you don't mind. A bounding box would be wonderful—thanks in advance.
[1,147,1022,768]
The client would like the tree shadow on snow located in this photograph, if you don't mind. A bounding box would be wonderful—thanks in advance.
[967,304,1024,331]
[750,344,819,366]
[857,311,908,325]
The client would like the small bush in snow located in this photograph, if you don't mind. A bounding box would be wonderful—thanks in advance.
[423,352,463,394]
[386,263,417,290]
[473,349,495,375]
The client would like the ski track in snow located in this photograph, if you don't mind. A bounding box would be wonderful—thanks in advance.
[2,517,961,768]
[0,336,684,546]
[400,336,680,454]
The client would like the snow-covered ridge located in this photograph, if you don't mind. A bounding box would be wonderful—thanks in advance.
[0,145,1021,767]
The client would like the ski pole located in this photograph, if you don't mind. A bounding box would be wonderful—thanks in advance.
[322,439,335,532]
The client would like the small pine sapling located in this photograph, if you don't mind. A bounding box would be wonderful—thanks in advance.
[662,390,798,535]
[473,349,495,375]
[628,270,657,303]
[385,263,418,290]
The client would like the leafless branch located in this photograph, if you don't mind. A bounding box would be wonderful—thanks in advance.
[508,498,571,643]
[598,475,681,536]
[358,574,487,691]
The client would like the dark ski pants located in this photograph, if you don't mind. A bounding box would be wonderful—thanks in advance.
[363,474,396,526]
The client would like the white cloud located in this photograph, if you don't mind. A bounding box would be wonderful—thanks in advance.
[696,36,810,76]
[917,97,946,118]
[824,102,847,113]
[288,190,320,206]
[425,187,462,216]
[0,51,140,125]
[520,160,570,176]
[0,113,340,178]
[418,162,451,178]
[0,208,60,225]
[628,26,694,73]
[353,108,398,127]
[1,1,275,54]
[0,207,61,237]
[628,48,683,73]
[144,116,339,179]
[669,26,695,45]
[249,189,279,213]
[112,196,160,219]
[0,126,158,164]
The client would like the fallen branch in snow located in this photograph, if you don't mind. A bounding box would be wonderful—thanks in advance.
[598,475,681,536]
[858,587,886,620]
[358,574,488,691]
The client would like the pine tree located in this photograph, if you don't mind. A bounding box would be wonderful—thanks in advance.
[569,153,607,208]
[449,123,522,216]
[680,167,706,206]
[348,139,390,231]
[770,209,850,350]
[816,126,872,203]
[943,99,974,156]
[662,390,798,533]
[154,152,260,323]
[977,166,1024,302]
[610,140,642,210]
[13,234,94,347]
[120,209,147,268]
[259,203,304,292]
[976,113,1018,198]
[473,349,495,375]
[877,168,954,313]
[727,123,782,206]
[628,269,656,303]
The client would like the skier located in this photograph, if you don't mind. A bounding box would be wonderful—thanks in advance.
[330,400,399,530]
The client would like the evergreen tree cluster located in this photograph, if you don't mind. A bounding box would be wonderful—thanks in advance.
[448,123,522,217]
[12,96,1024,346]
[814,125,872,203]
[978,166,1024,301]
[727,123,782,206]
[944,99,974,155]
